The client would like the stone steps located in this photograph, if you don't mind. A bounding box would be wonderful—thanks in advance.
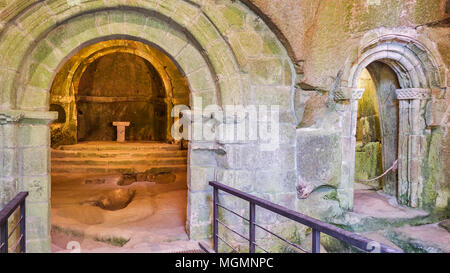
[51,142,187,175]
[52,157,187,166]
[51,150,187,158]
[51,164,188,174]
[57,142,181,151]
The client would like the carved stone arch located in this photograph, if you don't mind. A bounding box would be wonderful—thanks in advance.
[13,11,225,110]
[70,44,176,100]
[0,1,296,252]
[48,39,185,144]
[337,33,447,209]
[343,36,444,90]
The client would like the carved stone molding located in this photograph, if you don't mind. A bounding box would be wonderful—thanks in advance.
[335,88,365,101]
[396,88,431,100]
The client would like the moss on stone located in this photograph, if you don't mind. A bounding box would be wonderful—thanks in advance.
[324,190,339,202]
[355,142,382,189]
[413,0,442,25]
[422,129,445,211]
[222,5,245,27]
[94,236,130,247]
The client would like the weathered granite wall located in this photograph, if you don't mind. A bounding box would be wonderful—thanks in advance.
[249,0,449,213]
[0,0,448,253]
[0,0,296,252]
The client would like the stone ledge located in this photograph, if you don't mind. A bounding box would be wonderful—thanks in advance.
[0,110,57,125]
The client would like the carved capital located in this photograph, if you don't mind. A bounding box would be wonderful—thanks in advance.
[0,112,22,125]
[0,110,57,125]
[396,88,431,100]
[335,88,365,101]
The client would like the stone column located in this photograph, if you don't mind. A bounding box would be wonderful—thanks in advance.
[184,109,218,240]
[0,112,22,209]
[396,88,431,208]
[1,110,57,253]
[335,88,364,210]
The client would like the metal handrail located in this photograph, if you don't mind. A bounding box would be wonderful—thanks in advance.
[210,181,402,253]
[0,192,28,253]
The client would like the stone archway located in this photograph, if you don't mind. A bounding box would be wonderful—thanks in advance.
[337,33,447,210]
[0,1,295,252]
[49,39,189,146]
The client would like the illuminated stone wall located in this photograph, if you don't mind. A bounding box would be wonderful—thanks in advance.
[355,69,382,189]
[49,40,190,147]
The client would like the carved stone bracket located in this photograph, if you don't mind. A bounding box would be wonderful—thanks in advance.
[335,88,365,101]
[395,88,431,100]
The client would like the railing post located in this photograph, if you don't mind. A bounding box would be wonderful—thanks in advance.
[312,228,321,253]
[249,202,256,253]
[1,221,8,253]
[20,200,26,253]
[213,186,219,253]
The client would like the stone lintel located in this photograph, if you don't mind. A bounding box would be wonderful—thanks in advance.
[396,88,431,100]
[335,87,365,101]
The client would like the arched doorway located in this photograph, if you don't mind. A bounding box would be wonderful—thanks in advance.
[338,34,446,210]
[49,40,192,251]
[355,63,400,194]
[0,1,295,253]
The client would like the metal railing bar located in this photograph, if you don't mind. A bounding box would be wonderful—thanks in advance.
[0,193,28,225]
[9,234,23,253]
[213,187,219,253]
[217,235,240,253]
[253,222,309,253]
[254,242,270,253]
[217,204,249,222]
[7,216,24,240]
[209,181,401,253]
[217,219,250,242]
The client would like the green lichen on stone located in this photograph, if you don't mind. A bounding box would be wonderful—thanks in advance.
[413,0,442,25]
[52,225,84,238]
[324,190,339,202]
[355,142,382,189]
[94,236,130,247]
[422,129,445,211]
[221,5,245,27]
[262,32,282,56]
[342,0,402,32]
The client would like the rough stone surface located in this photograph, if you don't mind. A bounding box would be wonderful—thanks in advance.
[439,219,450,232]
[296,129,342,190]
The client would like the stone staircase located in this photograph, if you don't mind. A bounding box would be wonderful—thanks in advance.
[51,142,187,175]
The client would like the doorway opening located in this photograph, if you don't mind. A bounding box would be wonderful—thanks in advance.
[49,40,192,252]
[354,62,401,215]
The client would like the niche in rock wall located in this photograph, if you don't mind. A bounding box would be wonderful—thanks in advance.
[76,52,167,142]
